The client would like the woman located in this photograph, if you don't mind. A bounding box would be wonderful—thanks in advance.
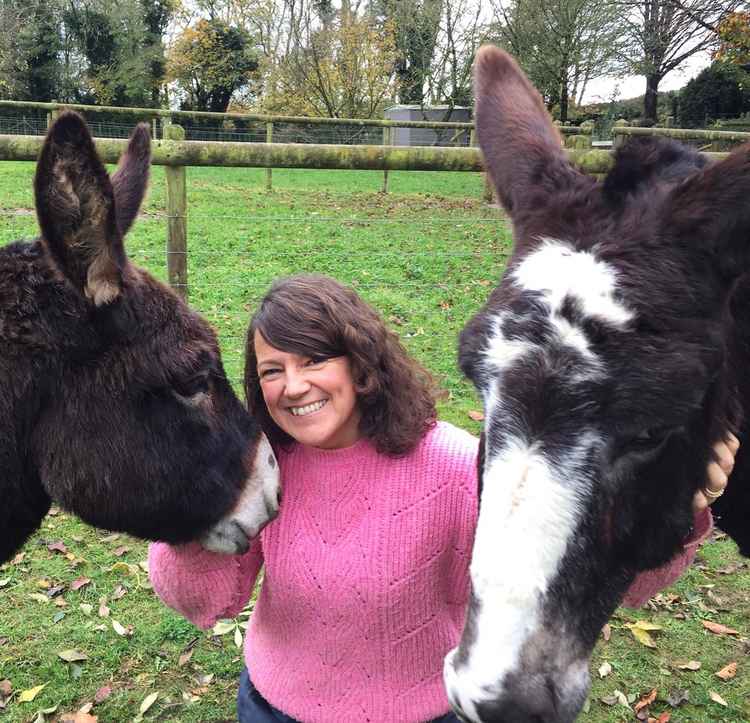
[149,274,736,723]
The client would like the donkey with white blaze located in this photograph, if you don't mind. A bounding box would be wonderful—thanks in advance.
[0,112,280,563]
[445,47,750,722]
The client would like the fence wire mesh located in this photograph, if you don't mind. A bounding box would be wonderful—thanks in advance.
[0,163,510,428]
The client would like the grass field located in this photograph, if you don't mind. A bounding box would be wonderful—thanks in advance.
[0,161,748,723]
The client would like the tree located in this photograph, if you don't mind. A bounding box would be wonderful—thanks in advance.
[678,60,750,125]
[0,0,63,101]
[167,19,259,111]
[374,0,444,105]
[715,10,750,65]
[618,0,744,125]
[489,0,627,122]
[262,9,397,117]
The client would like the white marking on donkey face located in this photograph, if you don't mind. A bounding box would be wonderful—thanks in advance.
[200,433,280,554]
[445,433,598,716]
[513,239,633,330]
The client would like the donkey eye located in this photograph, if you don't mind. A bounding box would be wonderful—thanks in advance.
[173,373,210,399]
[625,425,678,454]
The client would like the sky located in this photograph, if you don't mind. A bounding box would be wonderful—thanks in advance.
[580,50,713,104]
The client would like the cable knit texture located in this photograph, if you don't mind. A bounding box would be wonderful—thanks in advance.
[148,421,711,723]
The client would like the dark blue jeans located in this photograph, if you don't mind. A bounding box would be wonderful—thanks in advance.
[237,667,461,723]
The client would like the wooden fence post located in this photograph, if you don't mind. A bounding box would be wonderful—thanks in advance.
[164,123,188,300]
[46,110,59,129]
[266,122,273,191]
[471,127,494,204]
[382,126,391,193]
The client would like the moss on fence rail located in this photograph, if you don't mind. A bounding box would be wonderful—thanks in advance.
[615,126,750,142]
[0,134,622,172]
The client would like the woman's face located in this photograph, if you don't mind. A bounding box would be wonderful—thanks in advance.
[254,331,362,450]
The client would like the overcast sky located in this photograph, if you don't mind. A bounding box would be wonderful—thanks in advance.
[580,50,713,104]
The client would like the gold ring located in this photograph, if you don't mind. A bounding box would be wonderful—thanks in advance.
[702,486,725,500]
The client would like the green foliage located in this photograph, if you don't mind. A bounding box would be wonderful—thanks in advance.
[678,62,750,129]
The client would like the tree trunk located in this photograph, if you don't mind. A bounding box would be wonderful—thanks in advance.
[559,76,569,124]
[643,73,661,126]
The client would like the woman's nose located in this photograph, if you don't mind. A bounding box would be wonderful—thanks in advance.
[284,369,310,397]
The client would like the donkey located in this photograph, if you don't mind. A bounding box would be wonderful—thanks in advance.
[0,112,280,563]
[444,46,750,722]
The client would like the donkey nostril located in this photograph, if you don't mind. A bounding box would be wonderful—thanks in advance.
[267,454,276,469]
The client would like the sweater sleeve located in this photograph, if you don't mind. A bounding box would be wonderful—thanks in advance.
[621,507,713,609]
[148,538,264,629]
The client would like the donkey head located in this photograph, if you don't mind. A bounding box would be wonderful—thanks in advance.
[445,47,750,722]
[4,112,280,561]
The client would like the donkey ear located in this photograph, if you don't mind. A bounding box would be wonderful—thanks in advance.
[34,111,126,307]
[474,46,578,216]
[110,123,151,235]
[666,143,750,280]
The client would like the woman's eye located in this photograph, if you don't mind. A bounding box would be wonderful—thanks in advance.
[260,368,281,379]
[174,374,210,398]
[305,357,327,367]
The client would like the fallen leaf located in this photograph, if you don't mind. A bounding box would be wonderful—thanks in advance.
[113,546,130,557]
[468,410,484,422]
[99,599,110,618]
[11,552,26,564]
[677,660,701,671]
[80,603,93,616]
[634,688,657,714]
[47,585,65,598]
[625,621,662,648]
[194,673,214,686]
[715,661,737,680]
[0,680,11,697]
[28,593,50,604]
[178,649,194,667]
[234,627,243,648]
[600,689,630,708]
[59,713,97,722]
[31,704,58,722]
[598,662,612,678]
[111,585,127,600]
[78,702,94,714]
[58,649,88,663]
[601,623,611,641]
[112,620,132,637]
[70,578,91,591]
[212,620,235,636]
[54,597,68,608]
[182,691,201,704]
[47,541,68,554]
[133,691,159,721]
[702,620,739,636]
[18,683,46,703]
[0,578,9,588]
[94,686,112,704]
[36,579,51,589]
[708,690,728,706]
[99,533,120,543]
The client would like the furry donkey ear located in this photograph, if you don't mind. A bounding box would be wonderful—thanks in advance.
[474,46,578,216]
[666,143,750,281]
[34,111,127,306]
[110,123,151,235]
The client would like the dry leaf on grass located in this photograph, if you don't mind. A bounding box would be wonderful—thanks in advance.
[708,690,728,706]
[58,650,88,663]
[94,686,112,704]
[676,660,701,671]
[701,620,739,636]
[714,661,737,680]
[625,621,662,648]
[634,688,657,714]
[70,577,91,591]
[18,683,46,703]
[598,662,612,678]
[59,713,98,722]
[468,410,484,422]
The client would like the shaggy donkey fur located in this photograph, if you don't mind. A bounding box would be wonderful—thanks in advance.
[0,113,280,564]
[444,47,750,723]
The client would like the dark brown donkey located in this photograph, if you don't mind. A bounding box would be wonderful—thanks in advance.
[1,112,280,563]
[445,47,750,722]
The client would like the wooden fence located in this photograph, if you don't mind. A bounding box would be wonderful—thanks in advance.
[0,117,733,300]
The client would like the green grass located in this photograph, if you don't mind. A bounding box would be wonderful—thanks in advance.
[1,162,748,722]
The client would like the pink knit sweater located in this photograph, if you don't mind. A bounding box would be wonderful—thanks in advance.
[148,422,712,723]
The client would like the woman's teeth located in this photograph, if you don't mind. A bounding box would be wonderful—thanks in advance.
[290,400,327,416]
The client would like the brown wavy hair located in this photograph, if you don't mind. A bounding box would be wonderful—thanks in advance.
[244,274,437,456]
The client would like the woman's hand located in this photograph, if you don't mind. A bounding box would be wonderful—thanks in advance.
[693,433,740,513]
